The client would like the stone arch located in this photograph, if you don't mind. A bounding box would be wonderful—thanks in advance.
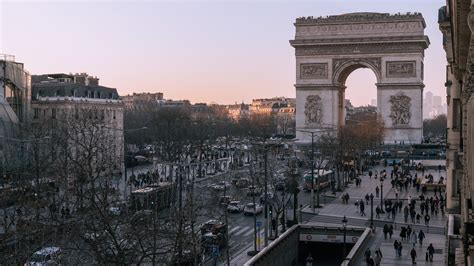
[332,58,382,85]
[291,12,429,144]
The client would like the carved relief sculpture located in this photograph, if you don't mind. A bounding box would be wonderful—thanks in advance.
[386,61,416,77]
[304,95,323,125]
[300,63,328,79]
[389,92,411,125]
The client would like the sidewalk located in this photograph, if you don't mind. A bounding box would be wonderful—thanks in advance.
[313,163,447,228]
[355,227,445,265]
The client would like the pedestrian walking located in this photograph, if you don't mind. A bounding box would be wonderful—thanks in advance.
[383,224,388,239]
[365,194,370,205]
[365,248,371,263]
[424,213,430,226]
[427,243,435,262]
[400,227,407,241]
[360,201,366,216]
[410,248,417,264]
[367,256,375,266]
[410,231,418,247]
[376,206,381,219]
[397,242,403,257]
[393,240,399,257]
[376,186,380,197]
[389,224,394,239]
[418,230,425,246]
[404,206,409,223]
[374,251,382,266]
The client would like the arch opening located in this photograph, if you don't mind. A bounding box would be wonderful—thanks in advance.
[340,67,378,127]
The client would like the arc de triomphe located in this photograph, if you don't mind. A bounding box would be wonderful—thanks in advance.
[290,12,430,144]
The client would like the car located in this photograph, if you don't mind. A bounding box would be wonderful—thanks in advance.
[243,203,263,216]
[227,201,244,213]
[109,206,122,216]
[217,181,231,188]
[201,232,226,249]
[235,178,250,188]
[247,185,262,196]
[26,246,62,265]
[200,220,226,235]
[275,180,286,191]
[260,192,274,204]
[219,196,233,206]
[131,210,153,225]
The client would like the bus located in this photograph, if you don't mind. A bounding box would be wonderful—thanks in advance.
[303,169,334,191]
[130,182,176,211]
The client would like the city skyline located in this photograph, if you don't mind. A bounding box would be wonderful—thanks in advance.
[1,0,445,106]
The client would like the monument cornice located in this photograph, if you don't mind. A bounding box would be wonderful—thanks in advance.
[376,82,425,89]
[290,36,429,46]
[294,42,427,56]
[295,84,341,91]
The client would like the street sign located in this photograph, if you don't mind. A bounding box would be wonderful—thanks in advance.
[211,245,219,258]
[256,221,262,227]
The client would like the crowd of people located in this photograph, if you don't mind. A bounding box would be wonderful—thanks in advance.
[355,161,445,266]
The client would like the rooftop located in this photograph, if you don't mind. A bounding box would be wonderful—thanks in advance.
[295,12,425,25]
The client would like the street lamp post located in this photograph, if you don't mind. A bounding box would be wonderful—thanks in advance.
[380,177,384,213]
[370,193,374,228]
[342,216,347,258]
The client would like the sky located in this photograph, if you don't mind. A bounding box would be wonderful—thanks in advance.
[0,0,446,106]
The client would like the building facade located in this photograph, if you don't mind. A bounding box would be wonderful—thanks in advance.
[31,73,124,177]
[439,2,474,265]
[121,92,164,110]
[0,54,32,176]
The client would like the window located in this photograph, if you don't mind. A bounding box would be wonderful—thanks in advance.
[52,108,56,119]
[452,98,461,130]
[33,108,39,119]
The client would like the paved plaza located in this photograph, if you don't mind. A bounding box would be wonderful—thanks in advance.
[306,161,447,265]
[230,161,448,265]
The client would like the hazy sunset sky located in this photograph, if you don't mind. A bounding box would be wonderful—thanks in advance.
[1,0,446,106]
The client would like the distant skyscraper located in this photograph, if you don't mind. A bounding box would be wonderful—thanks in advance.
[433,95,442,107]
[423,91,433,119]
[371,99,377,106]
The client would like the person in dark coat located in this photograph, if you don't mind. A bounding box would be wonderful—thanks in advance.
[410,248,417,264]
[418,230,425,246]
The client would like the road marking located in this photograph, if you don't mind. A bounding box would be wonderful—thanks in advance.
[234,226,250,236]
[229,226,242,234]
[244,227,257,237]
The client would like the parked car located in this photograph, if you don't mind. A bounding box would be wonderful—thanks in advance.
[275,180,286,191]
[25,246,62,265]
[260,192,274,204]
[227,201,244,213]
[235,178,250,188]
[131,210,153,225]
[243,203,263,216]
[219,196,233,206]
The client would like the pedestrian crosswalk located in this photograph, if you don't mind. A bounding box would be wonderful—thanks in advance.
[228,225,265,237]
